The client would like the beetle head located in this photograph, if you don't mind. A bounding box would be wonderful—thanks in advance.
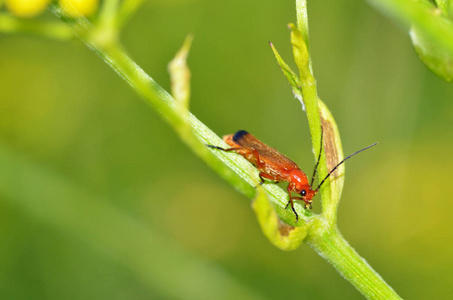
[289,169,317,208]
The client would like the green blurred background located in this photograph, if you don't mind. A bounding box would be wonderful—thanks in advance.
[1,0,453,299]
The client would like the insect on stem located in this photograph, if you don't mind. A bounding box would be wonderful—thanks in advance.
[208,130,377,222]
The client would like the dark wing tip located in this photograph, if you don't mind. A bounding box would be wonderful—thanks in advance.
[233,130,249,143]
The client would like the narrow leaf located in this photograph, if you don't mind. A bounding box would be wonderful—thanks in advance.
[252,187,308,251]
[269,42,304,110]
[169,34,193,115]
[318,99,345,225]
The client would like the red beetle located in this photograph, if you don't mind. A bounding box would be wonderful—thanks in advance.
[209,130,376,221]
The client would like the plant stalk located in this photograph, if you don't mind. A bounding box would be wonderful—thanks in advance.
[306,222,401,299]
[95,34,401,299]
[49,5,311,225]
[295,1,401,298]
[50,5,401,298]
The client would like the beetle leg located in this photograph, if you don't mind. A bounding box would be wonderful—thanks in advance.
[285,185,299,222]
[258,172,278,186]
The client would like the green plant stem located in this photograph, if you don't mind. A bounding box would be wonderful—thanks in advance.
[93,41,312,225]
[49,6,311,225]
[295,0,310,53]
[306,221,400,300]
[50,5,401,298]
[294,1,333,226]
[295,1,400,298]
[98,0,120,28]
[94,35,399,298]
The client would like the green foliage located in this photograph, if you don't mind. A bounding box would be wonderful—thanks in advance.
[168,34,193,124]
[367,0,453,82]
[269,42,303,107]
[1,0,452,299]
[411,26,453,82]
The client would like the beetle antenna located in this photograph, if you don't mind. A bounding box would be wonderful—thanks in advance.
[310,128,323,188]
[315,142,378,191]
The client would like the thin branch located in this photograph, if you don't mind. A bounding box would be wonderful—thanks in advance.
[49,4,313,226]
[45,3,402,298]
[306,224,401,300]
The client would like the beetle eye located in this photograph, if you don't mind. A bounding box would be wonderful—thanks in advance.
[300,190,307,196]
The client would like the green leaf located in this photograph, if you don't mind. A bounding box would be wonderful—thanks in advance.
[317,99,345,225]
[46,2,401,297]
[367,0,453,82]
[269,42,304,109]
[410,26,453,82]
[252,187,308,251]
[169,34,193,115]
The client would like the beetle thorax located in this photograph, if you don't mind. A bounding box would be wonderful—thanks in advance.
[289,169,309,192]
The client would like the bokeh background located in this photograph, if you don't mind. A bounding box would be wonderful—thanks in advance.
[1,0,453,299]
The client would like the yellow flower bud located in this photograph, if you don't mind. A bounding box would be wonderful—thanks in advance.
[5,0,50,18]
[59,0,98,18]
